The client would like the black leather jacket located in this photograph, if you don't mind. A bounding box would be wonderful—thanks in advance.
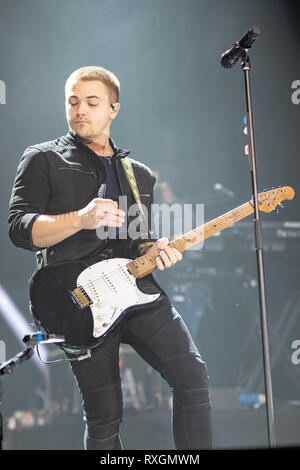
[8,131,157,266]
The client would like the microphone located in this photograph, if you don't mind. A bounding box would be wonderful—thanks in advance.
[220,25,261,68]
[0,349,34,376]
[23,332,65,347]
[214,183,235,197]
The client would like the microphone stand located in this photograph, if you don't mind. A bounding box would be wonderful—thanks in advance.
[0,332,65,450]
[0,347,35,450]
[240,50,276,447]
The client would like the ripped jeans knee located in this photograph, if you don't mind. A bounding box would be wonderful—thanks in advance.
[84,418,122,450]
[172,386,212,450]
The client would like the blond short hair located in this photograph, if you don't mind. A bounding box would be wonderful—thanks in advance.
[65,66,120,102]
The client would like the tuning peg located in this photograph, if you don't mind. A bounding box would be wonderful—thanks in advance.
[279,203,284,208]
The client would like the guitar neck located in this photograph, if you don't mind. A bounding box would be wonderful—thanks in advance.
[127,200,254,279]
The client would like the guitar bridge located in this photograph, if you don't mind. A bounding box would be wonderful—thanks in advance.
[70,286,92,309]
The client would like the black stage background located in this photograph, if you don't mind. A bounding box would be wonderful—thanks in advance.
[1,0,300,450]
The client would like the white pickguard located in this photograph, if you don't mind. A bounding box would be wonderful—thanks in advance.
[76,258,160,338]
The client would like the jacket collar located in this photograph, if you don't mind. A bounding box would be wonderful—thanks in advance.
[65,130,131,159]
[64,130,134,199]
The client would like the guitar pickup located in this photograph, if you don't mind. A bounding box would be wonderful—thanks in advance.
[70,286,92,309]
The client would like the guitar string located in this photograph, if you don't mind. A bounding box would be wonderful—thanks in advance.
[78,202,255,295]
[81,190,285,293]
[78,192,284,294]
[81,203,255,292]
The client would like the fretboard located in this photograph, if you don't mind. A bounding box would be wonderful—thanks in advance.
[127,200,254,279]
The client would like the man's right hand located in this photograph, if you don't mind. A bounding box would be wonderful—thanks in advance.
[76,198,126,230]
[32,198,126,248]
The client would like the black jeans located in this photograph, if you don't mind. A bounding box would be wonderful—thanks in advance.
[68,282,212,450]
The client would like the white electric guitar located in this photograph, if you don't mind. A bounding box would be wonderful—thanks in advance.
[29,186,295,352]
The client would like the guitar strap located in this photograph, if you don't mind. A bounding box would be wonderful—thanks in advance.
[36,250,45,270]
[120,157,145,218]
[121,157,154,243]
[36,157,147,270]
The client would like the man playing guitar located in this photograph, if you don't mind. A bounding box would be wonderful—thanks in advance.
[8,66,212,450]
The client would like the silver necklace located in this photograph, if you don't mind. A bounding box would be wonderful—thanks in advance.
[104,154,114,164]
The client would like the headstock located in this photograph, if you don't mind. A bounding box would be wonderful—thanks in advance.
[257,186,295,213]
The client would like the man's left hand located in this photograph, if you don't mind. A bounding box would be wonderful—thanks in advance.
[155,237,182,271]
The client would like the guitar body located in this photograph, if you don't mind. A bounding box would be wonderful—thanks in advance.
[29,258,161,352]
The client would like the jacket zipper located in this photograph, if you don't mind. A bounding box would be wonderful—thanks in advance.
[58,167,98,178]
